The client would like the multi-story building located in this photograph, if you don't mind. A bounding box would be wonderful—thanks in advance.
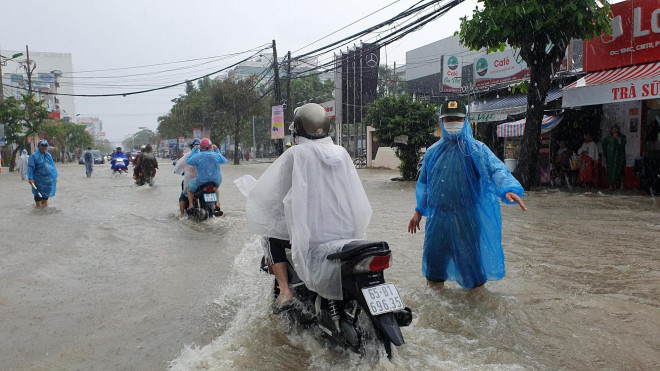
[0,50,76,121]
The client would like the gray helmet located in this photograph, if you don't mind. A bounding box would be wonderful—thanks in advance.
[292,103,330,139]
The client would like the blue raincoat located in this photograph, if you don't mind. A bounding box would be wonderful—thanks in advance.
[415,115,523,289]
[186,147,228,192]
[27,149,58,198]
[111,152,129,169]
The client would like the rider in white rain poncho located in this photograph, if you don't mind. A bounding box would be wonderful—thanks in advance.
[17,149,29,180]
[235,103,372,302]
[408,100,527,290]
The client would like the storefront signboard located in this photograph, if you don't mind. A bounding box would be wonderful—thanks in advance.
[473,48,529,88]
[584,0,660,72]
[441,55,462,92]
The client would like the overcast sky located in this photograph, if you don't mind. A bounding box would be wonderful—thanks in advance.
[1,0,481,143]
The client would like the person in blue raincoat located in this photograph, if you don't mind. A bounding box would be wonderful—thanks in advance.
[186,138,227,210]
[408,100,527,290]
[27,139,59,207]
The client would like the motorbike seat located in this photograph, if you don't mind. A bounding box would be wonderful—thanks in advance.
[326,240,389,261]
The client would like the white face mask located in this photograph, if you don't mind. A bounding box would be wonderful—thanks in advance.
[443,119,464,134]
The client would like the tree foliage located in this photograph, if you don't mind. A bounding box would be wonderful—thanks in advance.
[122,127,157,151]
[288,75,334,108]
[209,75,268,164]
[0,94,50,171]
[459,0,611,188]
[364,95,438,180]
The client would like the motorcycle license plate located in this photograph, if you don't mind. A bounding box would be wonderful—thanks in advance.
[361,283,405,316]
[203,193,217,202]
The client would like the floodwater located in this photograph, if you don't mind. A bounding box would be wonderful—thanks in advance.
[0,160,658,370]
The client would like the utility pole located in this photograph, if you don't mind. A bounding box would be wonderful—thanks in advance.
[285,51,291,134]
[393,62,397,98]
[272,40,283,154]
[26,45,35,96]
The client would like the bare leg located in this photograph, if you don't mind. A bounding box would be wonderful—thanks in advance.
[271,262,293,305]
[215,188,221,208]
[179,200,186,216]
[187,190,194,210]
[426,279,444,290]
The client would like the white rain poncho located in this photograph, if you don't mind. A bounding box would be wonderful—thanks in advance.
[173,150,196,192]
[17,150,29,180]
[235,136,372,300]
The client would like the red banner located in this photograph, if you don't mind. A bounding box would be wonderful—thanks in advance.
[584,0,660,72]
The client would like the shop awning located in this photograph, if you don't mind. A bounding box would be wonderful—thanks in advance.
[562,62,660,108]
[497,114,563,137]
[469,89,562,122]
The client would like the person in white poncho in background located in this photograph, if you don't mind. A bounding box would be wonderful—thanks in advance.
[235,103,372,310]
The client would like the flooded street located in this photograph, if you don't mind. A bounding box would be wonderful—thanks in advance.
[0,160,658,370]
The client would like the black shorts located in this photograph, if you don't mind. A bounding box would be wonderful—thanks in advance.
[34,195,48,202]
[178,192,187,202]
[266,237,291,265]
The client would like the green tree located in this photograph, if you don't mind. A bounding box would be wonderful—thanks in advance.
[209,75,267,164]
[288,75,334,109]
[0,94,49,171]
[459,0,611,188]
[364,95,438,180]
[122,127,158,151]
[377,65,406,99]
[157,78,220,146]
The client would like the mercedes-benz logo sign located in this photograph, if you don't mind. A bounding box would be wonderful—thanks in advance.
[365,52,379,68]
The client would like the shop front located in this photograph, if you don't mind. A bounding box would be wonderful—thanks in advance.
[562,0,660,190]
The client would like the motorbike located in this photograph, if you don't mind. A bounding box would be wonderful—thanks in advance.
[185,182,223,221]
[634,150,660,195]
[134,167,157,186]
[262,239,412,359]
[111,157,129,174]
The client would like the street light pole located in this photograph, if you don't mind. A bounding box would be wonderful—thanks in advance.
[0,52,24,102]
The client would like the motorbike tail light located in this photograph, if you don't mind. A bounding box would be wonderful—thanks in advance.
[352,254,391,274]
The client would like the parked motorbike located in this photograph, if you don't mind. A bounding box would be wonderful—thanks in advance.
[111,157,129,174]
[634,150,660,195]
[185,182,223,221]
[134,167,157,186]
[262,240,412,359]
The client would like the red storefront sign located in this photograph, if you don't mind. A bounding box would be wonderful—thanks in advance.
[583,0,660,72]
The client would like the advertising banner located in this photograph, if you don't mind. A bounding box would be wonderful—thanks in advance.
[584,0,660,72]
[271,105,284,139]
[0,124,4,147]
[473,48,529,88]
[441,55,462,92]
[202,128,211,138]
[193,127,202,139]
[320,100,336,120]
[178,136,186,149]
[160,139,166,149]
[168,139,178,149]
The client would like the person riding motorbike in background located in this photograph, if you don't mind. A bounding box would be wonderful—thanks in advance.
[173,138,200,216]
[136,144,158,186]
[111,147,129,174]
[186,138,227,211]
[238,103,372,310]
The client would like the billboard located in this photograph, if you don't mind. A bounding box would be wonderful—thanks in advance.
[271,105,284,139]
[473,48,529,88]
[584,0,660,72]
[193,127,202,139]
[440,55,462,92]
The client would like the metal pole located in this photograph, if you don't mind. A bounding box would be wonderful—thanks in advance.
[252,115,256,156]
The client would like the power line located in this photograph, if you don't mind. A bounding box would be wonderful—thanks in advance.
[2,46,270,98]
